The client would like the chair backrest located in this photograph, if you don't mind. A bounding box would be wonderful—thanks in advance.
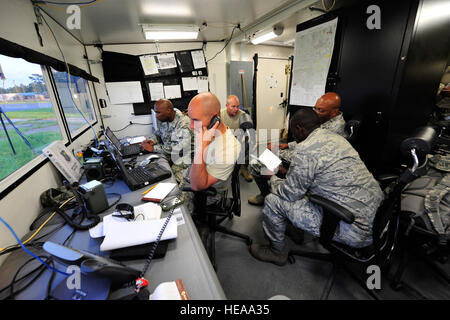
[372,126,438,266]
[230,163,241,216]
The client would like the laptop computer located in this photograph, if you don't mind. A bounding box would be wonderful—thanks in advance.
[104,127,147,158]
[110,148,172,191]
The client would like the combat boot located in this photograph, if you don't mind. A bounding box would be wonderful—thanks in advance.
[285,223,305,245]
[240,165,253,182]
[249,243,289,266]
[248,194,265,206]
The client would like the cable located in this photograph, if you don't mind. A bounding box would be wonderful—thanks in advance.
[106,193,122,210]
[322,0,336,11]
[0,196,75,252]
[138,206,176,279]
[40,12,99,148]
[34,0,100,6]
[206,24,240,63]
[112,122,151,133]
[8,256,53,300]
[0,216,68,276]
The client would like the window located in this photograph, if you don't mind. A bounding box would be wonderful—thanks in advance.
[0,55,63,182]
[51,68,96,137]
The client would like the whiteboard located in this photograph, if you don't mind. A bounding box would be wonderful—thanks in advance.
[105,81,144,105]
[290,18,338,106]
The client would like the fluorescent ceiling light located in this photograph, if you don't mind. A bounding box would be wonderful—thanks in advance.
[141,3,192,17]
[142,24,199,40]
[251,26,283,45]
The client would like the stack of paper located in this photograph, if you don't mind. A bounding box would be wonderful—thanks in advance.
[142,182,177,202]
[88,202,162,238]
[258,148,282,172]
[99,217,178,251]
[150,279,189,300]
[128,136,146,144]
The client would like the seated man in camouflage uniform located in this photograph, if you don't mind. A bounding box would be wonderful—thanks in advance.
[141,99,193,184]
[220,94,254,182]
[250,108,383,266]
[248,92,348,206]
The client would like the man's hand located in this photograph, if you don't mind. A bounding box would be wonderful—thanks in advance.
[267,142,288,151]
[141,139,154,152]
[276,165,288,179]
[193,120,220,160]
[191,120,221,191]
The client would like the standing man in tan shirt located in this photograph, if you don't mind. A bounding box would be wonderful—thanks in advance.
[220,95,253,182]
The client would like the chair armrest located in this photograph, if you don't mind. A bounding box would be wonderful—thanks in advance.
[181,186,217,196]
[377,174,399,183]
[308,194,355,224]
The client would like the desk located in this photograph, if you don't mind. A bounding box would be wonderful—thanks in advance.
[0,157,226,300]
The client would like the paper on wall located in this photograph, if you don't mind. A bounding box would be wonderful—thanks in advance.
[139,55,159,75]
[157,53,177,69]
[181,77,198,91]
[105,81,144,104]
[164,85,182,99]
[191,50,206,69]
[148,82,165,101]
[290,18,338,106]
[197,76,209,93]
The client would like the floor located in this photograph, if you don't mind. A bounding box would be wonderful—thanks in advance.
[207,176,450,300]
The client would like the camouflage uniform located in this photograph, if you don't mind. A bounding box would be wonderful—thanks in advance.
[279,112,348,163]
[263,128,383,250]
[150,109,193,183]
[249,112,349,196]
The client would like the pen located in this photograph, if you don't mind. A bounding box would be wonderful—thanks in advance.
[142,184,158,195]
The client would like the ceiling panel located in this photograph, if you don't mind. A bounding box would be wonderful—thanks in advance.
[37,0,303,45]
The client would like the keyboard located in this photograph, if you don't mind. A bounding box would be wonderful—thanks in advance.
[122,163,172,191]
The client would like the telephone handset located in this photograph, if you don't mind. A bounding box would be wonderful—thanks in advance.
[207,115,221,130]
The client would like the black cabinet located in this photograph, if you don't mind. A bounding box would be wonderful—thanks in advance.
[289,0,450,173]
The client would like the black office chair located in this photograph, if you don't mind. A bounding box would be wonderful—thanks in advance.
[388,128,450,291]
[184,164,253,269]
[288,127,436,300]
[345,115,362,145]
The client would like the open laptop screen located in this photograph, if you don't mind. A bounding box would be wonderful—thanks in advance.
[105,127,122,151]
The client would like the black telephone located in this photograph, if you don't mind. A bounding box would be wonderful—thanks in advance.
[207,115,221,130]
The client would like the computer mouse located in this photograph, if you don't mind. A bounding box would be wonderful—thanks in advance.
[146,155,160,161]
[139,155,160,166]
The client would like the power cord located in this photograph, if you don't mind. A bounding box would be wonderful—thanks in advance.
[112,121,151,133]
[138,206,176,279]
[206,24,240,63]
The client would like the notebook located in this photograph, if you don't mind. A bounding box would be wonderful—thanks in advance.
[142,182,177,202]
[150,279,189,300]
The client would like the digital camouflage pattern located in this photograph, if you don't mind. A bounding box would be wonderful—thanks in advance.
[279,112,348,163]
[263,128,383,249]
[150,109,193,183]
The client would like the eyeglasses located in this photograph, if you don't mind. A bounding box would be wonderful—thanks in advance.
[313,107,326,113]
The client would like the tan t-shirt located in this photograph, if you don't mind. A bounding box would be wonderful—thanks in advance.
[220,108,244,130]
[205,129,241,191]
